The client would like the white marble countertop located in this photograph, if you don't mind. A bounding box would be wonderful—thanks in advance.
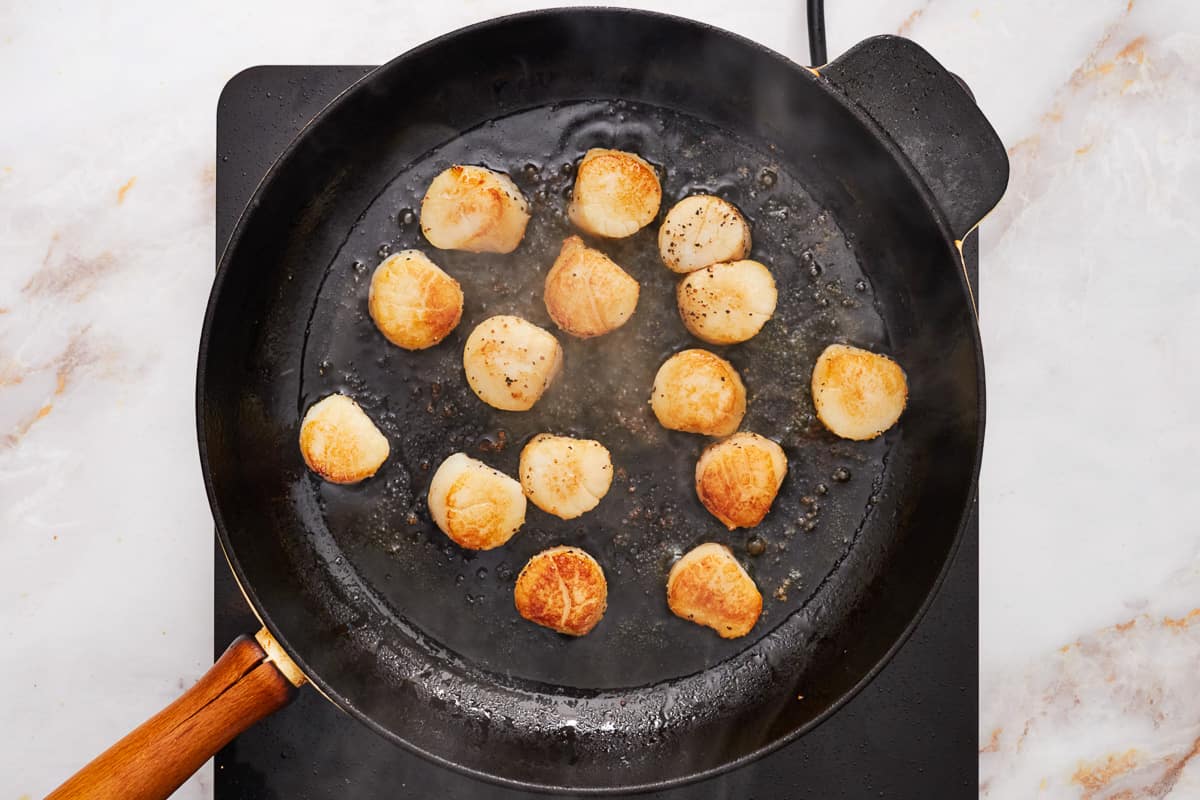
[3,0,1199,797]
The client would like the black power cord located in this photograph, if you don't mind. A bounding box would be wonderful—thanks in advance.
[807,0,828,66]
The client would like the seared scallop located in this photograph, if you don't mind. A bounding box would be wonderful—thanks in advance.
[658,195,752,273]
[568,148,662,238]
[544,236,640,338]
[420,165,530,253]
[514,546,608,635]
[427,452,526,550]
[812,344,908,440]
[463,315,563,411]
[368,250,463,350]
[650,349,746,436]
[667,543,762,639]
[677,260,777,345]
[520,433,613,519]
[695,433,788,529]
[298,394,389,484]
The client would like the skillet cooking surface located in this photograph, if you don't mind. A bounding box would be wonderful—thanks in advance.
[201,9,984,791]
[303,99,890,689]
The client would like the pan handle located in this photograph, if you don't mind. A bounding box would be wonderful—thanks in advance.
[821,35,1009,241]
[46,629,304,800]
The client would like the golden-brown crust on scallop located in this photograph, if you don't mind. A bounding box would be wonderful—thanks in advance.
[519,433,613,519]
[463,315,563,411]
[667,543,762,639]
[428,453,526,550]
[419,165,530,253]
[658,194,752,273]
[368,250,464,350]
[811,344,908,441]
[650,349,746,436]
[695,432,788,529]
[568,148,662,238]
[298,394,389,484]
[543,236,640,338]
[514,546,608,635]
[677,260,777,345]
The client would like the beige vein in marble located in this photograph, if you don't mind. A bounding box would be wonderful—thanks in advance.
[992,0,1158,238]
[981,566,1200,797]
[896,0,934,36]
[116,176,137,204]
[0,328,100,450]
[23,236,118,302]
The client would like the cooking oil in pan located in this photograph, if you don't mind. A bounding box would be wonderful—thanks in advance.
[297,99,895,690]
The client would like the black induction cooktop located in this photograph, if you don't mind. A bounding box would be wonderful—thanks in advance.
[214,64,978,799]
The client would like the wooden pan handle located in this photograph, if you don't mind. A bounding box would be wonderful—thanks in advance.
[47,628,305,800]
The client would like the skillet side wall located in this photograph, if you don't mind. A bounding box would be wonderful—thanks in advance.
[200,10,981,791]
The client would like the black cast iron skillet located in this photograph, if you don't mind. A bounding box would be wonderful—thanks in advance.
[50,8,1007,798]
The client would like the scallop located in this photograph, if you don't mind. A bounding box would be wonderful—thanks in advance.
[568,148,662,238]
[419,165,530,253]
[658,194,751,273]
[427,452,526,550]
[695,432,788,529]
[514,546,608,636]
[543,236,639,338]
[811,344,908,440]
[298,394,389,484]
[463,315,563,411]
[650,349,746,436]
[368,250,463,350]
[520,433,613,519]
[677,260,777,345]
[667,543,762,639]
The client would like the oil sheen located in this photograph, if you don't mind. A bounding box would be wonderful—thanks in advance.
[297,99,893,690]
